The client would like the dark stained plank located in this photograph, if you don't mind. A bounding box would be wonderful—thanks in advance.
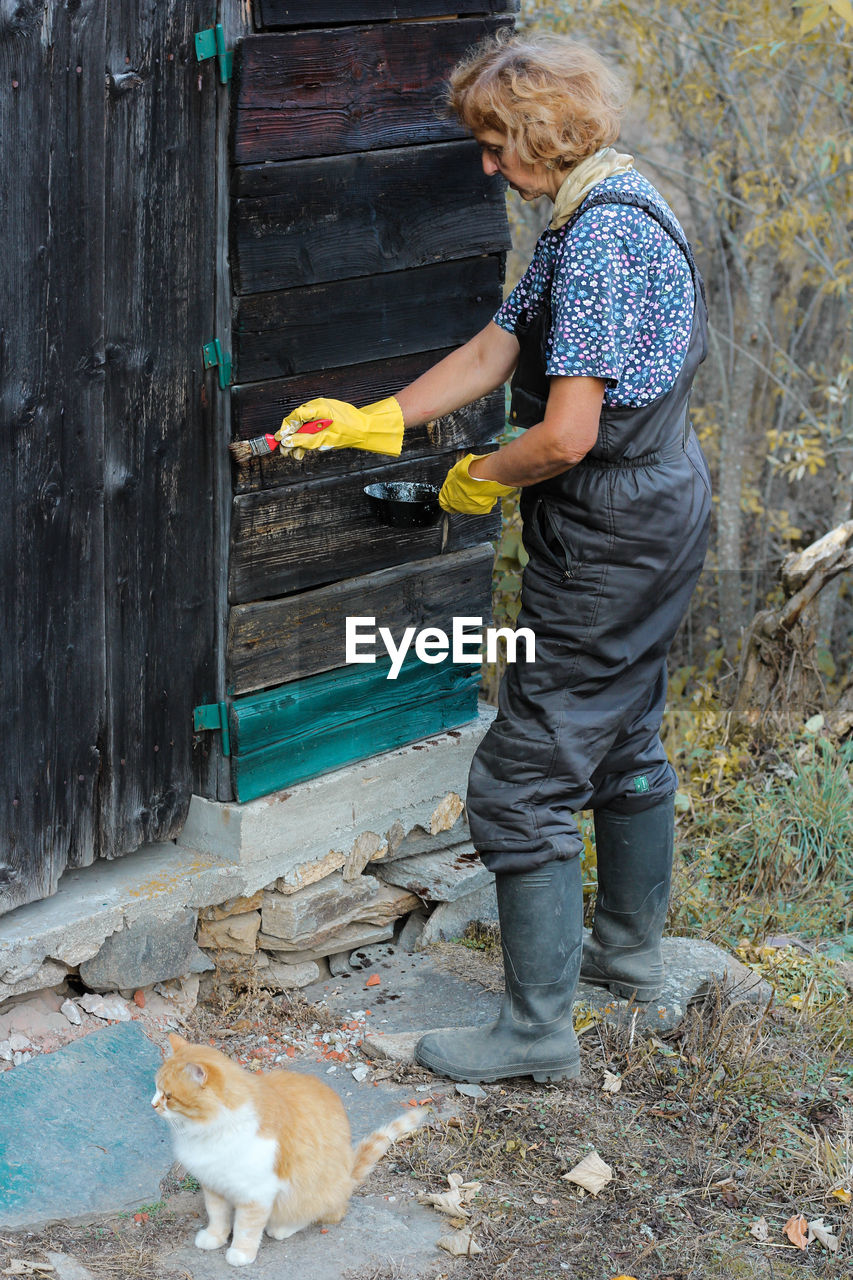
[233,18,512,164]
[232,349,452,441]
[227,543,495,693]
[232,392,505,493]
[256,1,518,27]
[233,255,504,384]
[230,656,480,803]
[98,0,218,855]
[232,141,510,294]
[229,450,500,602]
[0,1,107,913]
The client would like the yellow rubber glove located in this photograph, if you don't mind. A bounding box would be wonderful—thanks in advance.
[439,453,515,514]
[275,396,404,458]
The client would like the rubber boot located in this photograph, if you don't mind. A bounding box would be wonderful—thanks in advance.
[414,858,582,1084]
[580,799,674,1001]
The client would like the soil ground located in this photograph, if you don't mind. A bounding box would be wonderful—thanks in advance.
[1,933,850,1280]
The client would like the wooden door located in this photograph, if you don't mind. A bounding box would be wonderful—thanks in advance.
[0,0,223,914]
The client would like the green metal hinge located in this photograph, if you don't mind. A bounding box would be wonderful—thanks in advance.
[195,24,233,85]
[193,701,231,757]
[202,338,232,390]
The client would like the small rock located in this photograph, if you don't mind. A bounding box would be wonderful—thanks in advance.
[258,960,322,991]
[417,882,498,947]
[397,908,429,954]
[197,911,261,955]
[0,1041,13,1061]
[46,1251,98,1280]
[328,952,353,977]
[61,999,83,1025]
[9,1033,32,1051]
[77,993,133,1022]
[12,1050,32,1065]
[352,1064,370,1083]
[455,1083,487,1099]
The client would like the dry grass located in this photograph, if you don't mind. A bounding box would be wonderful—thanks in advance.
[385,957,853,1280]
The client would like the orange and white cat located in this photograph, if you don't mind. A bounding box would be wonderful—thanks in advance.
[152,1033,425,1267]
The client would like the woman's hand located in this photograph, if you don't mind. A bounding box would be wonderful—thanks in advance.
[276,397,404,457]
[439,453,516,514]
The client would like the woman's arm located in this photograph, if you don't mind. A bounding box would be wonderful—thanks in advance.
[394,322,521,426]
[469,375,604,486]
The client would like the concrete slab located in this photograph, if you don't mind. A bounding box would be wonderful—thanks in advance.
[177,707,495,867]
[0,1023,172,1230]
[167,1193,446,1280]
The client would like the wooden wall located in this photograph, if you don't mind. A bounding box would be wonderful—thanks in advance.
[222,2,515,794]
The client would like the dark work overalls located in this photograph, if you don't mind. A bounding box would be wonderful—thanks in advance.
[467,189,712,874]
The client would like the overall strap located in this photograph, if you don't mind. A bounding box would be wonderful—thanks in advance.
[572,188,706,305]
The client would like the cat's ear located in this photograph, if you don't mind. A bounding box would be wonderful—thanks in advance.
[183,1061,207,1086]
[167,1033,187,1054]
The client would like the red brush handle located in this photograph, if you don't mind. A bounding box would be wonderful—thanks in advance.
[295,418,333,434]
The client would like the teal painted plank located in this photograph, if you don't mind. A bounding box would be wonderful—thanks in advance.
[228,655,480,802]
[229,654,477,756]
[231,681,478,802]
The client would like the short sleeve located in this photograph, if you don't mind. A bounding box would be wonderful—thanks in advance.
[493,231,553,336]
[546,207,652,384]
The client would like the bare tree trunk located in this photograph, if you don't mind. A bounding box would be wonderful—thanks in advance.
[715,248,775,659]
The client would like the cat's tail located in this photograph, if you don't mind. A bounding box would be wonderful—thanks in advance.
[351,1107,429,1185]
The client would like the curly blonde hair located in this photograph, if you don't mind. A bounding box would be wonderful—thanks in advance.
[447,31,627,168]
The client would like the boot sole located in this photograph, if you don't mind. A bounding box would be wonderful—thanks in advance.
[580,971,663,1002]
[414,1048,581,1085]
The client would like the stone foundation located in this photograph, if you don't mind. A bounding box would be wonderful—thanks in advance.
[0,710,496,1027]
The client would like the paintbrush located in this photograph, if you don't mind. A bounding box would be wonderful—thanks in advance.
[228,419,332,464]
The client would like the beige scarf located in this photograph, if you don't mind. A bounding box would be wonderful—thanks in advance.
[549,146,634,230]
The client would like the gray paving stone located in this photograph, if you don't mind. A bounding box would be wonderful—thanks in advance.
[79,909,213,991]
[371,843,492,902]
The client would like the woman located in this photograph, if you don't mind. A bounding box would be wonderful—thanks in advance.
[276,34,711,1085]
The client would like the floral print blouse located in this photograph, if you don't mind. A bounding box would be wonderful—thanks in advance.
[494,170,695,408]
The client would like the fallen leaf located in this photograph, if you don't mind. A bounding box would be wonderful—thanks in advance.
[364,974,381,988]
[601,1070,622,1094]
[807,1217,839,1253]
[573,1004,601,1034]
[563,1150,613,1196]
[532,1194,549,1206]
[749,1216,770,1242]
[418,1172,481,1217]
[609,1275,639,1280]
[436,1228,483,1257]
[783,1213,808,1250]
[831,1186,851,1204]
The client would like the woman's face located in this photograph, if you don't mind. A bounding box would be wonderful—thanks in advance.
[475,129,563,201]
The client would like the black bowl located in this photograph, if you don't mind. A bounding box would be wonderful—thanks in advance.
[363,481,441,528]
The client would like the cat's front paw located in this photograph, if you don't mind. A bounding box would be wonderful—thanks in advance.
[195,1228,228,1251]
[225,1245,258,1267]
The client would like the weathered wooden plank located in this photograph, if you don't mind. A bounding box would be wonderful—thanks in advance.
[232,391,505,493]
[230,657,480,802]
[234,255,504,384]
[232,349,450,442]
[256,1,518,27]
[228,543,495,693]
[233,18,512,164]
[229,450,500,601]
[98,0,218,854]
[0,1,107,914]
[232,141,510,294]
